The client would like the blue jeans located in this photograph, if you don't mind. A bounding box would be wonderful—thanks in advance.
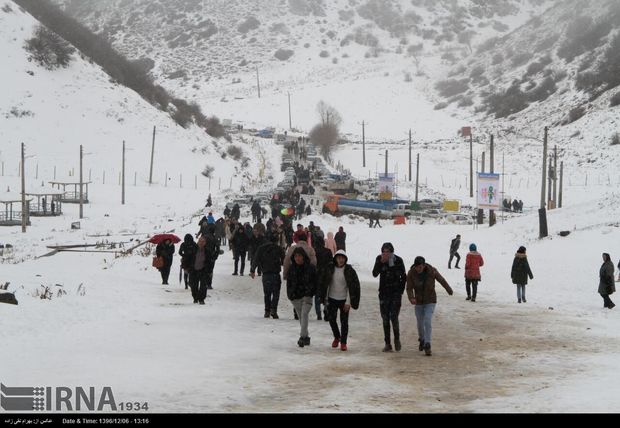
[516,284,526,301]
[262,273,281,314]
[414,303,436,346]
[314,295,323,316]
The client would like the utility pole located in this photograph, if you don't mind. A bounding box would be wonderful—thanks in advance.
[553,145,558,208]
[288,92,292,130]
[122,140,126,205]
[409,129,412,182]
[547,158,553,207]
[362,121,366,167]
[489,134,495,227]
[256,66,261,99]
[79,145,84,219]
[478,151,485,225]
[539,126,549,238]
[149,126,155,185]
[415,153,420,202]
[469,132,473,197]
[384,149,388,176]
[21,143,26,233]
[559,161,564,208]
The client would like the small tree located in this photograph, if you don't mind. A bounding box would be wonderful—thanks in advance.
[24,25,75,70]
[310,101,342,158]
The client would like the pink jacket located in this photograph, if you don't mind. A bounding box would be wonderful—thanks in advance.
[325,232,337,256]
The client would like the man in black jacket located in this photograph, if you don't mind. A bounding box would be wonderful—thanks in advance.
[372,242,406,352]
[251,234,285,319]
[448,234,461,269]
[287,247,318,347]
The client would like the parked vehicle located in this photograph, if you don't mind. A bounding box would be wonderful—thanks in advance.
[445,213,473,224]
[418,198,443,209]
[255,129,274,138]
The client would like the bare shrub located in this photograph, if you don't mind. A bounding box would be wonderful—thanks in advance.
[24,25,75,70]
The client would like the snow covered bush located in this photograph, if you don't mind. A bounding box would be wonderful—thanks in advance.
[24,25,75,70]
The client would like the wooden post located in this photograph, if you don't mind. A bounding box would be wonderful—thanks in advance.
[21,143,26,233]
[415,153,420,202]
[134,172,137,186]
[180,173,183,188]
[539,127,549,238]
[256,66,261,98]
[408,129,412,181]
[553,145,558,206]
[469,133,473,197]
[121,140,125,205]
[362,121,366,167]
[149,126,156,185]
[489,134,495,227]
[559,161,563,208]
[79,145,84,218]
[165,172,168,187]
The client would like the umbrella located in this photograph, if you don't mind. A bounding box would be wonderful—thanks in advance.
[280,207,295,217]
[148,233,181,244]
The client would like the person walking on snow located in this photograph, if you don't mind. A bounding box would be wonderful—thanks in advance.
[448,234,461,269]
[511,246,534,303]
[178,234,197,289]
[372,242,407,352]
[287,247,318,347]
[250,234,285,318]
[464,243,484,302]
[334,226,346,251]
[599,252,616,309]
[155,239,175,285]
[406,256,453,356]
[319,250,360,351]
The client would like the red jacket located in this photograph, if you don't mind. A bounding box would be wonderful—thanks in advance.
[464,251,484,280]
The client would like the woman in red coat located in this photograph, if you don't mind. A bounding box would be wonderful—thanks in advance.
[464,243,484,302]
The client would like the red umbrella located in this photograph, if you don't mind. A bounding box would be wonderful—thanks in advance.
[148,233,181,244]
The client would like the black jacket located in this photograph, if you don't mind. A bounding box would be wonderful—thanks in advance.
[156,242,175,268]
[251,241,285,274]
[511,253,533,285]
[286,253,318,300]
[372,255,406,298]
[231,228,250,252]
[334,231,346,250]
[178,237,197,270]
[319,263,361,309]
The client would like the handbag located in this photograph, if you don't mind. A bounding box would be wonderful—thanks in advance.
[606,285,615,295]
[152,256,164,268]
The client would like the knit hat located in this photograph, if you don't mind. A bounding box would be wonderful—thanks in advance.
[413,256,426,266]
[517,246,526,254]
[381,242,394,253]
[469,243,477,251]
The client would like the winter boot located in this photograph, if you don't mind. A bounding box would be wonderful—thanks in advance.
[466,296,471,301]
[382,343,393,352]
[332,338,340,348]
[394,340,402,352]
[297,337,305,348]
[424,343,432,356]
[340,343,347,351]
[264,310,270,318]
[303,337,311,346]
[418,339,425,352]
[271,311,279,319]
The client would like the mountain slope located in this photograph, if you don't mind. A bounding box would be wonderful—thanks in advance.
[0,0,262,190]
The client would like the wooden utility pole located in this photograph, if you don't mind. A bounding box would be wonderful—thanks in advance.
[469,132,473,197]
[256,66,261,98]
[122,140,126,205]
[481,151,486,173]
[409,129,412,182]
[553,145,558,207]
[547,158,553,207]
[559,161,564,208]
[415,153,420,202]
[489,134,495,227]
[21,143,26,233]
[79,145,84,219]
[384,149,388,176]
[478,151,485,225]
[539,126,549,238]
[149,126,156,185]
[288,92,292,130]
[362,121,366,167]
